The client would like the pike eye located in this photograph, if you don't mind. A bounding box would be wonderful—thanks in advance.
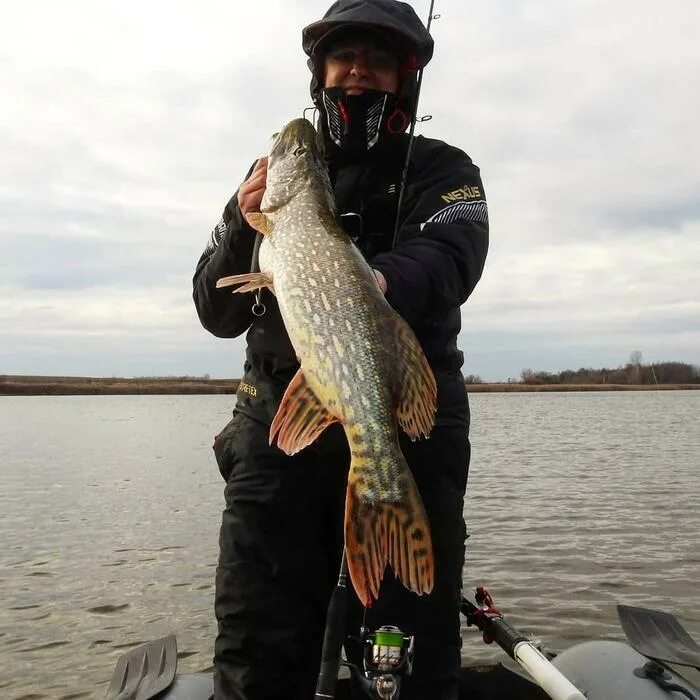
[294,147,306,157]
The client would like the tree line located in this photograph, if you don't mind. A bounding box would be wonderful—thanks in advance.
[519,361,699,386]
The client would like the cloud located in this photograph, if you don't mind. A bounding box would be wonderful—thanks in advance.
[429,0,700,242]
[1,0,699,380]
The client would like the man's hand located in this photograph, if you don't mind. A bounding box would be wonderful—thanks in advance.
[238,157,268,216]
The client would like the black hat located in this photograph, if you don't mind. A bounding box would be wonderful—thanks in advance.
[302,0,434,68]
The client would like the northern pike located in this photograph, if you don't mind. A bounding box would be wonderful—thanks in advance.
[216,118,436,606]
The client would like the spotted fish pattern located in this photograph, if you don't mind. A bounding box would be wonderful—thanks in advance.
[217,119,436,606]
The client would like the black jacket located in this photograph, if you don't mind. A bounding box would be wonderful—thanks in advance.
[193,132,488,426]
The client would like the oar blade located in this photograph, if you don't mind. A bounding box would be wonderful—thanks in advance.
[618,604,700,669]
[106,634,178,699]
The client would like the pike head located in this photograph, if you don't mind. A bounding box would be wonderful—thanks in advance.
[261,118,334,215]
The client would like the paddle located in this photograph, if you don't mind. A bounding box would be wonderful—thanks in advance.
[618,604,700,671]
[105,634,178,700]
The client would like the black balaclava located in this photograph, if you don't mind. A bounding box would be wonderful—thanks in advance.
[302,0,434,157]
[319,87,411,154]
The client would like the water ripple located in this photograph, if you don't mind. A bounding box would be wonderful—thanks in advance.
[0,392,697,697]
[86,604,130,615]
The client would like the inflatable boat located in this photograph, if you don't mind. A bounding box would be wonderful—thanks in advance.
[106,588,699,699]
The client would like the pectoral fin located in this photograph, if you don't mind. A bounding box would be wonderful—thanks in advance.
[245,212,273,235]
[216,272,274,294]
[270,368,338,454]
[393,319,437,439]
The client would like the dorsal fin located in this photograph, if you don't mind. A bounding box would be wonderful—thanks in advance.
[392,318,437,439]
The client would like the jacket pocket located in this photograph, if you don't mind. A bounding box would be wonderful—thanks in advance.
[213,410,246,482]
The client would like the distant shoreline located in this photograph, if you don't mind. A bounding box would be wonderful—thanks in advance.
[1,375,698,396]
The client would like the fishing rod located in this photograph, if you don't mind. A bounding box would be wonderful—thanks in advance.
[314,551,349,699]
[315,9,440,684]
[462,588,586,700]
[390,0,439,249]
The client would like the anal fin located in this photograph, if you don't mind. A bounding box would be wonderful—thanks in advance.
[270,368,337,455]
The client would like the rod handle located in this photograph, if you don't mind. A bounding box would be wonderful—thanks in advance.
[514,642,586,700]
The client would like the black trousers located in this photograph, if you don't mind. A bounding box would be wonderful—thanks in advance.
[212,410,470,700]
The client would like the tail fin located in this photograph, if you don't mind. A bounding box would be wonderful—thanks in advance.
[344,460,434,607]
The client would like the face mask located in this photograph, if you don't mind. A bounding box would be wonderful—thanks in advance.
[317,87,410,155]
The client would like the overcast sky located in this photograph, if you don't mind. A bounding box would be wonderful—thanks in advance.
[1,0,698,381]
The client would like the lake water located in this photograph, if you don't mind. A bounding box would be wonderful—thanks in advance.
[1,391,698,698]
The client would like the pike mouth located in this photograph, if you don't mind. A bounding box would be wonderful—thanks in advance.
[270,118,322,160]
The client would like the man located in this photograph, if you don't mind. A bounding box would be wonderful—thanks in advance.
[193,1,488,698]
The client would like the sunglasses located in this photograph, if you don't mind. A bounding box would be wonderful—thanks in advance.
[325,47,400,72]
